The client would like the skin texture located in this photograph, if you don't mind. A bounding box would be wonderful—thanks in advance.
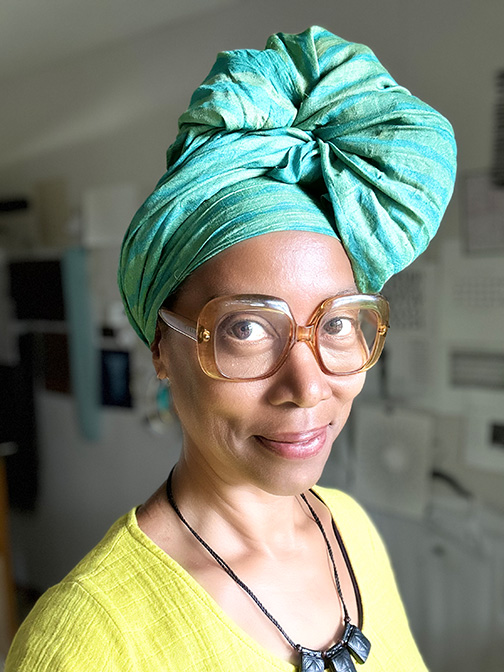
[138,230,366,663]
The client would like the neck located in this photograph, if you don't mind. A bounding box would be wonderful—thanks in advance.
[170,457,311,554]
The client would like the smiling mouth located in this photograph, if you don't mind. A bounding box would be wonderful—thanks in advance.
[255,427,329,460]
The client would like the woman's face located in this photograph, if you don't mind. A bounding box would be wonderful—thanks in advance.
[153,231,365,495]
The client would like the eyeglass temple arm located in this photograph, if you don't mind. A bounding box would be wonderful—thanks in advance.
[158,309,198,341]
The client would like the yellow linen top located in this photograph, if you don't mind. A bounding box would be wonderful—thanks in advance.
[6,487,428,671]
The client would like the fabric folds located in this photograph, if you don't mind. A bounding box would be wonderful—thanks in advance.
[119,26,456,345]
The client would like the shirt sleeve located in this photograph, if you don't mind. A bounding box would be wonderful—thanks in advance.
[5,581,136,672]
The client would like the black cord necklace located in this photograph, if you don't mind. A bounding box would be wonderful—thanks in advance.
[166,469,371,672]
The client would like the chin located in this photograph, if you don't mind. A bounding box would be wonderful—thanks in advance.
[248,453,330,497]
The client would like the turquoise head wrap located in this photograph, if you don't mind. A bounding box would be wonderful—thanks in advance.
[119,26,456,345]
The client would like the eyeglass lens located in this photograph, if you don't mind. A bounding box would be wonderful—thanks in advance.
[214,308,291,379]
[213,305,379,379]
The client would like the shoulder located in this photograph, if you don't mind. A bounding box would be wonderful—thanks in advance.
[5,510,147,672]
[6,508,223,672]
[313,488,429,667]
[312,486,391,571]
[312,486,377,535]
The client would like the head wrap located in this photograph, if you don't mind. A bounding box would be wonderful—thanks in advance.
[119,26,456,345]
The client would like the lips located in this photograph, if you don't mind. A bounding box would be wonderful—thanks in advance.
[255,427,329,460]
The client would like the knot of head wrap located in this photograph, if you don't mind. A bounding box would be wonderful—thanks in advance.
[119,26,457,345]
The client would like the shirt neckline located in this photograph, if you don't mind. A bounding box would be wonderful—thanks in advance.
[127,486,364,670]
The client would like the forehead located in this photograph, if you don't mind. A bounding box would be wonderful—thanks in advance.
[173,231,357,316]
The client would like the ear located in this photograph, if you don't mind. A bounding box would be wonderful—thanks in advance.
[150,324,170,380]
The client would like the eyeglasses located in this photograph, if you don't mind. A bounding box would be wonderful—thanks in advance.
[158,293,389,382]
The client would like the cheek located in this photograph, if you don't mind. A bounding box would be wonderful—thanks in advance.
[324,374,365,443]
[164,336,262,429]
[330,372,366,409]
[350,371,366,397]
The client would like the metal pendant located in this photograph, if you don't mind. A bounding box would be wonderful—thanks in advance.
[299,648,325,672]
[344,624,371,664]
[298,624,371,672]
[326,643,356,672]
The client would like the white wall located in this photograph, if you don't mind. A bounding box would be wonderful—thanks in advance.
[2,0,503,608]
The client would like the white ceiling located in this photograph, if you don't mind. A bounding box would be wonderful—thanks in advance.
[0,0,235,82]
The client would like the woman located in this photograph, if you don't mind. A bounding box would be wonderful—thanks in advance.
[6,27,456,671]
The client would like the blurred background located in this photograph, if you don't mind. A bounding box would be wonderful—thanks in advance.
[1,1,503,669]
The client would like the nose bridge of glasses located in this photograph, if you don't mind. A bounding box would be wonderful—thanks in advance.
[295,323,316,344]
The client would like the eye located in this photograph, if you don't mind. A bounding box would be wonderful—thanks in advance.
[218,312,278,345]
[228,319,269,341]
[322,316,354,337]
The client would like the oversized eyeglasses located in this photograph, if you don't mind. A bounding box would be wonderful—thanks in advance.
[158,294,389,382]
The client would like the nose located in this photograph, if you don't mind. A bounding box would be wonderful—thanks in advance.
[266,340,332,408]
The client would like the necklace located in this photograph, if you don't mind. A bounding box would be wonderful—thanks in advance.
[166,469,371,672]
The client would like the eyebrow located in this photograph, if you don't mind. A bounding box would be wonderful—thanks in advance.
[333,287,360,296]
[206,288,360,302]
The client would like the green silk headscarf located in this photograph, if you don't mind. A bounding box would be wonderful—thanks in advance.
[119,26,456,345]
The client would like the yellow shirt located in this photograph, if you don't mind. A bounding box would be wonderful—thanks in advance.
[6,488,428,671]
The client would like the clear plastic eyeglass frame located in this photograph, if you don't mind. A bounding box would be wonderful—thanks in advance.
[158,293,390,382]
